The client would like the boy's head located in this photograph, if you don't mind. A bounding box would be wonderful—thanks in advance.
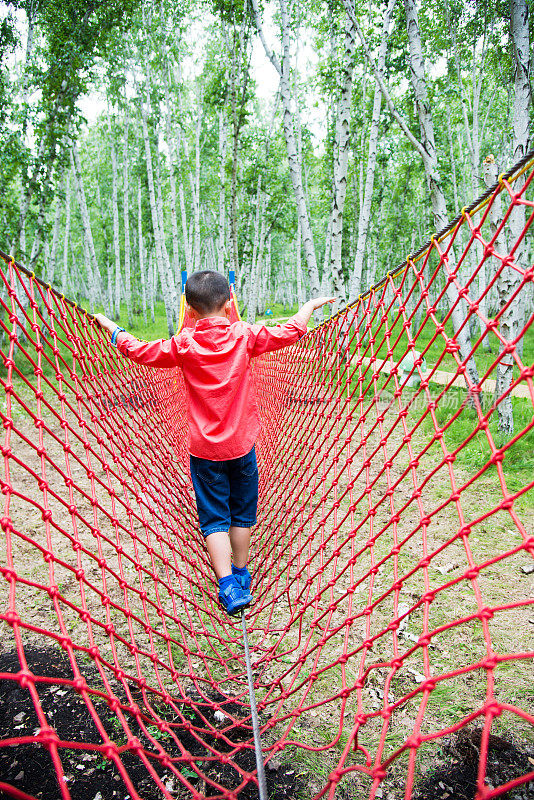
[185,271,231,316]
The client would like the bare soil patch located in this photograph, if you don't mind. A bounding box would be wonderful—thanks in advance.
[414,728,534,800]
[0,647,302,800]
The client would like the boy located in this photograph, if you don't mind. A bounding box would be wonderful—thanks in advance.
[96,271,333,616]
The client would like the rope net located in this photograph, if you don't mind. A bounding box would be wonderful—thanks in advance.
[0,157,533,800]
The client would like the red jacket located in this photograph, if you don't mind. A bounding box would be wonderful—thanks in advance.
[116,312,307,460]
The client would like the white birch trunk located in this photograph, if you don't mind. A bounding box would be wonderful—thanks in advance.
[329,9,357,309]
[82,235,92,306]
[28,187,50,271]
[47,176,63,284]
[162,64,181,277]
[403,0,479,390]
[491,0,531,432]
[264,233,272,310]
[321,269,332,297]
[175,128,193,273]
[296,217,304,306]
[226,17,249,284]
[61,172,71,294]
[66,237,77,297]
[68,241,83,300]
[323,211,332,292]
[369,235,378,288]
[509,0,530,364]
[218,109,227,273]
[111,134,121,319]
[193,96,202,272]
[349,0,395,300]
[247,187,266,323]
[356,73,368,221]
[122,109,132,327]
[445,1,494,343]
[70,141,101,312]
[148,245,156,323]
[173,58,194,275]
[11,15,36,257]
[251,0,320,298]
[445,107,459,215]
[93,179,113,317]
[137,176,147,325]
[155,137,178,321]
[20,218,26,266]
[483,156,514,427]
[137,73,174,337]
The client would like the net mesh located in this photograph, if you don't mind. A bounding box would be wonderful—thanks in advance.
[0,158,533,800]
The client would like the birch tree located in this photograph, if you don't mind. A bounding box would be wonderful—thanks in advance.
[173,60,194,274]
[10,0,142,256]
[61,171,71,294]
[348,0,396,301]
[509,0,531,354]
[70,141,102,312]
[193,93,203,272]
[46,173,64,284]
[251,0,321,299]
[492,0,531,433]
[110,129,121,319]
[218,7,252,283]
[136,68,175,337]
[347,0,480,390]
[247,188,267,322]
[122,108,133,327]
[137,175,147,325]
[155,133,178,321]
[328,7,357,309]
[217,108,227,273]
[404,0,481,388]
[162,64,181,279]
[444,0,498,346]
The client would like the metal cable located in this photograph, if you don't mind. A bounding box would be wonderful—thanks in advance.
[241,609,268,800]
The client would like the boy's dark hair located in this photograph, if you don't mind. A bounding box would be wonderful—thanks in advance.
[185,271,231,314]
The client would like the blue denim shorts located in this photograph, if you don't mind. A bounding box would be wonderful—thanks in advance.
[190,446,258,538]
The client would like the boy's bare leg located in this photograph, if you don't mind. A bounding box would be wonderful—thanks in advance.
[228,526,251,568]
[205,531,232,579]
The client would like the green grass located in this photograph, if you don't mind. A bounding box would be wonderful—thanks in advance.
[342,308,534,504]
[101,301,174,342]
[371,308,534,385]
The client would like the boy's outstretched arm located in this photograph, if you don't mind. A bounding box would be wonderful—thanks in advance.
[249,297,335,357]
[94,313,117,336]
[297,297,336,325]
[94,313,183,368]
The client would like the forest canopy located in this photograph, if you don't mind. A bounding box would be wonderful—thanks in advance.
[0,0,531,330]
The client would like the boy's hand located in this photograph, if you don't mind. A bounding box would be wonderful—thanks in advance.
[94,313,117,335]
[310,297,335,310]
[299,297,336,326]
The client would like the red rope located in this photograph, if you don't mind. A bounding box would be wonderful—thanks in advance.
[0,160,533,800]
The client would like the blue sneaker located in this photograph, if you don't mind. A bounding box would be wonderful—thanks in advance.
[232,564,251,592]
[218,576,252,616]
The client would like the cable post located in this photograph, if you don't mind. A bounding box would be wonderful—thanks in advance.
[241,609,268,800]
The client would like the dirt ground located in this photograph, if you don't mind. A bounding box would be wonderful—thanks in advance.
[0,365,532,800]
[0,647,302,800]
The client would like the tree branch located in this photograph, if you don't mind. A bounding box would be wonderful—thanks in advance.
[250,0,282,76]
[342,0,430,165]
